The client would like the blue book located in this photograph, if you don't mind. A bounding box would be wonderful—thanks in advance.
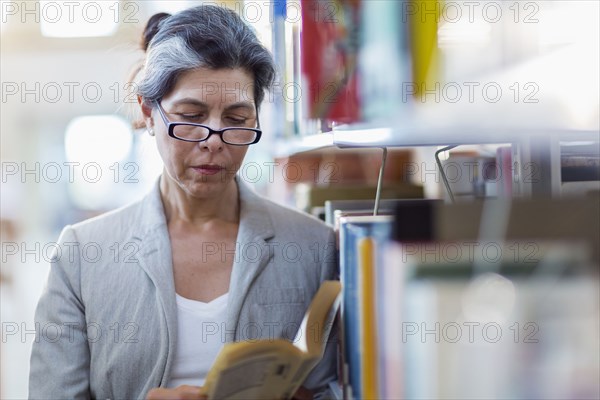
[339,216,393,399]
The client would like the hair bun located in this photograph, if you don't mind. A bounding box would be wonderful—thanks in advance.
[142,12,171,51]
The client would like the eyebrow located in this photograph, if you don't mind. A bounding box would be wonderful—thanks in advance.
[170,98,256,112]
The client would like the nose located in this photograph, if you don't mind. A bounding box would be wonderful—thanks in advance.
[199,118,224,152]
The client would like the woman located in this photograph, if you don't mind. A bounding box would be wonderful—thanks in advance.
[29,6,337,400]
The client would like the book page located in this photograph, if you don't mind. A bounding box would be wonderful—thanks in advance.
[293,281,342,355]
[210,354,298,400]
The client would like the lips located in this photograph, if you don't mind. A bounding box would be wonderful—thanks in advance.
[191,164,225,175]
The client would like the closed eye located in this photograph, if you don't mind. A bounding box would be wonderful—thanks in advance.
[178,113,204,122]
[225,117,249,125]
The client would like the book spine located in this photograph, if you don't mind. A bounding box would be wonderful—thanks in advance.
[300,0,361,123]
[359,0,410,121]
[377,242,405,399]
[409,0,441,100]
[358,237,378,399]
[272,0,289,139]
[496,146,513,198]
[339,223,362,399]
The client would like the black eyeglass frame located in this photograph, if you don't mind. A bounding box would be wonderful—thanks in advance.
[153,101,262,146]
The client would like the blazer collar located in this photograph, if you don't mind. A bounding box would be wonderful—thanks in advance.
[225,178,275,337]
[132,176,275,242]
[236,176,275,242]
[130,177,176,387]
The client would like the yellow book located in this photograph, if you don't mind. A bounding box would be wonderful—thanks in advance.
[358,237,378,399]
[409,0,441,98]
[200,281,342,400]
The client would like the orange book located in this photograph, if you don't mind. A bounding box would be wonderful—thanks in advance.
[358,237,378,399]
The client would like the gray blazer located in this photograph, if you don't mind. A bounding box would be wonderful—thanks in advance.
[29,177,338,400]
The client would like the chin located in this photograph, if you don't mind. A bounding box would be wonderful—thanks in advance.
[180,174,235,199]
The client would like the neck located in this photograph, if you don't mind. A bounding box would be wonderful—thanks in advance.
[159,173,240,227]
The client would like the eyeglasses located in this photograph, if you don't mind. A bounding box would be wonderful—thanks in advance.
[154,101,262,146]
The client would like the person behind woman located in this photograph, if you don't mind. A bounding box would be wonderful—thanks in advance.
[29,5,337,400]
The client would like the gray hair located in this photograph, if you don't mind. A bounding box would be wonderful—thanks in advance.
[137,5,276,110]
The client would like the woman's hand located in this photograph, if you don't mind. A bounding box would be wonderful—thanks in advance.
[146,385,206,400]
[291,386,314,400]
[146,384,312,400]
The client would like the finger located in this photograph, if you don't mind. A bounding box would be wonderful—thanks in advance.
[177,385,206,399]
[291,386,314,400]
[146,388,180,400]
[146,387,205,400]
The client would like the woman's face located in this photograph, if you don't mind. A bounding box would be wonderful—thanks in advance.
[142,67,256,199]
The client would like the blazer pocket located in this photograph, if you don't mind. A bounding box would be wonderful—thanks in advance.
[255,287,305,305]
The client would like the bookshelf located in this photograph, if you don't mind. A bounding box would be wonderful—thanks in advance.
[334,196,600,400]
[273,132,334,157]
[271,0,599,199]
[283,41,599,196]
[267,2,600,398]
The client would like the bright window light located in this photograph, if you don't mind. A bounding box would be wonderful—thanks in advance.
[144,1,195,15]
[40,1,118,38]
[64,115,133,210]
[65,115,132,164]
[136,132,164,184]
[538,1,600,47]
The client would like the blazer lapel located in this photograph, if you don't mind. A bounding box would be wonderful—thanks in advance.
[226,178,275,339]
[130,178,276,370]
[130,179,178,386]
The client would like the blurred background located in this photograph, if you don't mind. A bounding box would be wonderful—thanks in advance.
[1,0,599,398]
[1,1,271,397]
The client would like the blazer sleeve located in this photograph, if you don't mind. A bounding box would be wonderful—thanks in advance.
[303,229,340,400]
[29,226,91,400]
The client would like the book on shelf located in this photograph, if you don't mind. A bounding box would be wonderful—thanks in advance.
[560,141,600,196]
[434,197,600,263]
[374,198,441,398]
[379,196,600,263]
[496,145,513,198]
[333,210,394,238]
[200,281,342,400]
[409,0,441,99]
[327,198,441,229]
[358,0,410,121]
[295,183,424,212]
[357,236,377,400]
[375,196,600,399]
[326,199,393,227]
[338,215,393,400]
[385,239,598,399]
[300,0,361,123]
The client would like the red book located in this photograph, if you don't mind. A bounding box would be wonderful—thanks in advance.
[300,0,361,123]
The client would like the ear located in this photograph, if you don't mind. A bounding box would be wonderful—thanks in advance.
[138,95,154,128]
[138,95,153,117]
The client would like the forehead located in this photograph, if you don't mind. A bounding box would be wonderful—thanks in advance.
[165,67,255,105]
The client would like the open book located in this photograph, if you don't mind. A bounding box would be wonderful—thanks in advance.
[200,281,342,400]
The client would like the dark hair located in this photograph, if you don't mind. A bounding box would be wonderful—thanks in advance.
[137,5,276,110]
[141,12,170,52]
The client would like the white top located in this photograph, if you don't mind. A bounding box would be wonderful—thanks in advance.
[167,292,229,388]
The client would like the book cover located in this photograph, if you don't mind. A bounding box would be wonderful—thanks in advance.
[408,0,441,99]
[325,199,406,227]
[339,216,392,399]
[300,0,361,123]
[295,183,424,212]
[358,0,410,121]
[357,237,377,399]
